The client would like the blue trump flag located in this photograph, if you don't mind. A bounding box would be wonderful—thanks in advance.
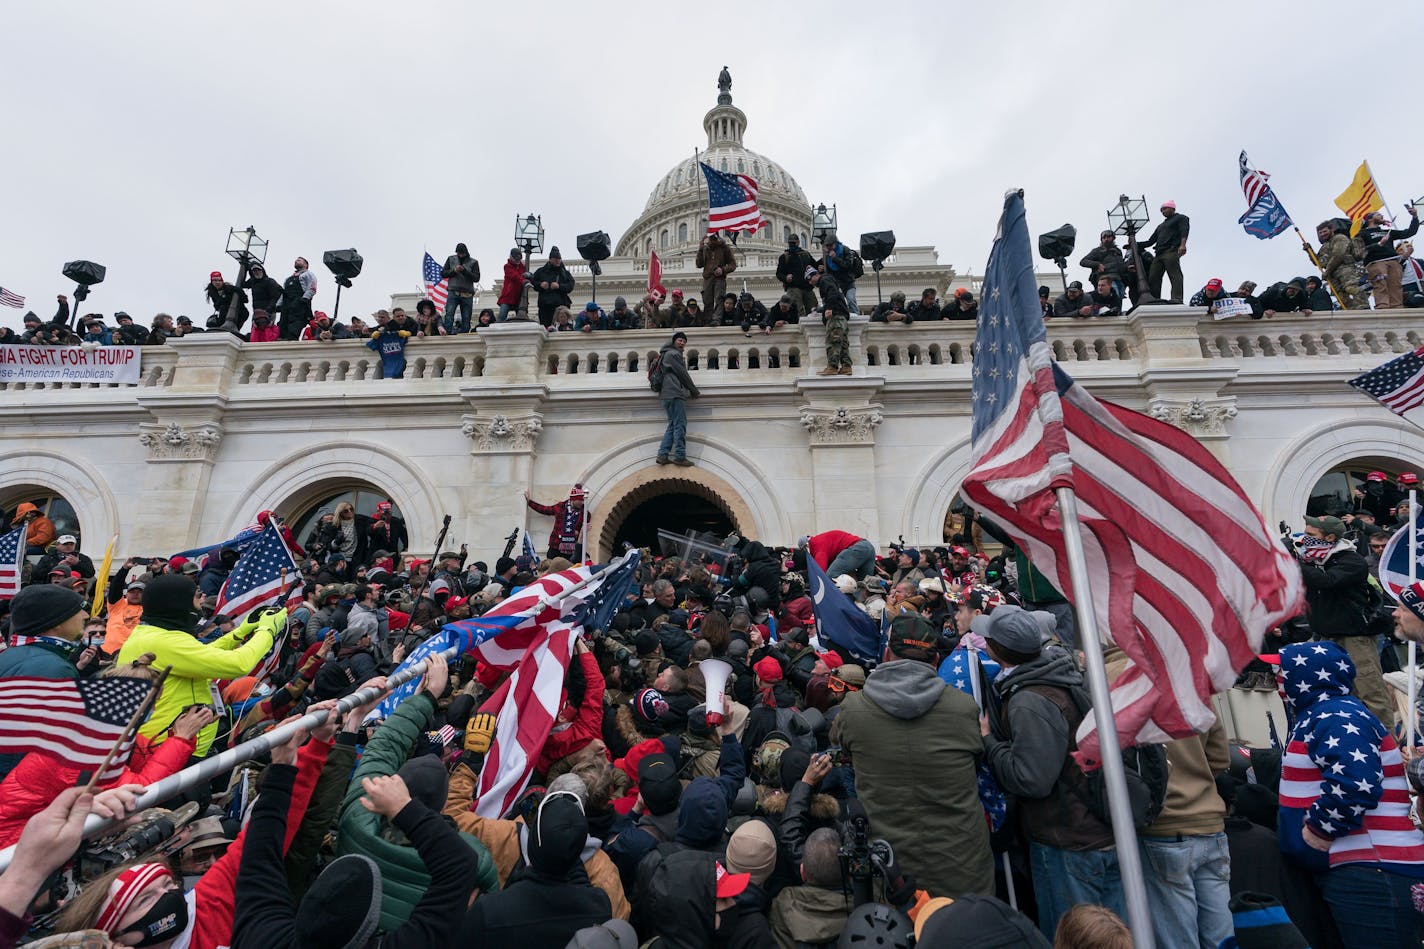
[1238,151,1293,240]
[806,554,882,663]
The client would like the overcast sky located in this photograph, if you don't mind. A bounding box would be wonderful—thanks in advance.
[5,1,1420,330]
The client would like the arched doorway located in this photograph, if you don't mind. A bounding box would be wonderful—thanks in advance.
[0,488,81,546]
[279,481,405,553]
[595,474,748,560]
[1308,457,1418,517]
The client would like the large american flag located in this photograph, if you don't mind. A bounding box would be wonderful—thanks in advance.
[699,162,767,235]
[0,287,24,309]
[0,676,154,783]
[0,525,23,600]
[1350,346,1424,422]
[960,192,1304,766]
[214,521,302,624]
[423,252,449,310]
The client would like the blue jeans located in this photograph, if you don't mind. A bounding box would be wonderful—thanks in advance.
[497,303,512,322]
[443,294,472,334]
[1139,833,1232,949]
[1317,865,1424,949]
[827,539,878,580]
[1029,843,1125,940]
[658,398,687,460]
[845,284,858,315]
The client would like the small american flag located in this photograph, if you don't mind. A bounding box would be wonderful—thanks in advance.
[961,192,1303,766]
[423,252,449,310]
[699,162,767,235]
[0,677,154,783]
[0,525,23,600]
[214,521,302,627]
[1350,346,1424,421]
[0,287,24,309]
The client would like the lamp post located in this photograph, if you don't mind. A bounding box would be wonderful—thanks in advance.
[1107,195,1156,308]
[223,226,267,330]
[811,203,837,246]
[514,213,543,321]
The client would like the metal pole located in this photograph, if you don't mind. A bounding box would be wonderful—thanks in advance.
[331,283,343,325]
[1053,486,1156,949]
[1409,489,1418,750]
[225,258,249,330]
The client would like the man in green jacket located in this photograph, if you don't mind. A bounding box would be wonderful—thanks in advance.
[836,614,994,898]
[116,574,282,757]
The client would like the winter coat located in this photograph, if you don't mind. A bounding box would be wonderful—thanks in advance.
[245,320,280,342]
[11,505,54,549]
[530,262,575,310]
[769,886,850,949]
[116,614,279,757]
[906,299,940,322]
[0,731,194,848]
[638,848,720,948]
[805,531,862,571]
[870,301,910,323]
[445,761,629,918]
[337,691,499,933]
[538,650,606,771]
[284,737,357,898]
[1139,213,1190,254]
[527,496,587,558]
[837,660,994,897]
[1052,292,1087,318]
[820,242,857,292]
[1258,281,1310,315]
[1079,243,1129,282]
[458,866,611,949]
[776,247,816,290]
[769,782,840,892]
[983,652,1114,851]
[658,343,700,401]
[241,273,283,314]
[0,638,77,680]
[497,258,527,306]
[442,254,481,294]
[1300,540,1373,638]
[114,323,151,346]
[1358,215,1419,264]
[1276,640,1424,876]
[206,282,247,324]
[696,239,737,281]
[813,276,849,317]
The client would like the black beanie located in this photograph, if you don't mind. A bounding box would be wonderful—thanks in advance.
[140,573,201,634]
[778,748,811,793]
[294,853,382,948]
[527,794,588,877]
[397,755,449,812]
[8,584,86,638]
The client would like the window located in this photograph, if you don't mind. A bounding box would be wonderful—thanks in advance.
[284,488,404,555]
[720,159,728,172]
[737,159,745,173]
[661,229,670,248]
[678,222,688,242]
[753,161,760,176]
[675,167,683,185]
[783,224,791,242]
[2,492,79,546]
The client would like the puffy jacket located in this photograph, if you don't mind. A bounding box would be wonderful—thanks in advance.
[0,732,195,848]
[11,504,55,549]
[497,258,527,306]
[246,319,280,342]
[805,531,862,571]
[837,659,995,897]
[115,612,280,756]
[337,691,499,933]
[657,342,699,401]
[769,885,850,949]
[444,761,629,919]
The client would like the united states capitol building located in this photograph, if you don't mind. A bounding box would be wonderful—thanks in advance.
[1,76,1420,569]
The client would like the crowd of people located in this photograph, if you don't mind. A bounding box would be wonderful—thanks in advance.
[3,202,1418,362]
[2,473,1424,949]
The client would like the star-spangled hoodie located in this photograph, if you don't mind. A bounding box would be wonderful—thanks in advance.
[1277,639,1424,876]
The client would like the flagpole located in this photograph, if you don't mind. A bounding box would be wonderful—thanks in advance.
[1409,489,1418,750]
[80,666,171,795]
[1053,486,1157,949]
[0,553,633,873]
[1365,160,1397,222]
[90,534,119,617]
[1292,226,1349,310]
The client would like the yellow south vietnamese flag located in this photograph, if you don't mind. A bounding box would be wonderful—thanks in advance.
[1334,162,1383,236]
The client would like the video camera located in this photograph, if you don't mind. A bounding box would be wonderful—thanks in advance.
[838,800,916,910]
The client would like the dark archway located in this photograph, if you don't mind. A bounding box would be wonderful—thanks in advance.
[611,492,736,554]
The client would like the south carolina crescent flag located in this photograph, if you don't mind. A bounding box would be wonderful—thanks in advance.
[1334,162,1383,237]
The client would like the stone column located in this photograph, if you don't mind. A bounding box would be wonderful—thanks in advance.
[459,384,549,555]
[1130,305,1241,462]
[796,376,885,539]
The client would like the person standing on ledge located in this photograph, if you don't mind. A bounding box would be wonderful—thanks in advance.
[808,267,852,376]
[525,484,588,560]
[654,331,699,467]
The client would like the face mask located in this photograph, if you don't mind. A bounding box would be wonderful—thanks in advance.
[120,887,189,946]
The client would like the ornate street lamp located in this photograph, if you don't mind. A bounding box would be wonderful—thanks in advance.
[811,203,837,245]
[220,226,267,329]
[514,213,543,320]
[1106,195,1156,307]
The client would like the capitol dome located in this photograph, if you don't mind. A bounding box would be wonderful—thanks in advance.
[615,74,814,258]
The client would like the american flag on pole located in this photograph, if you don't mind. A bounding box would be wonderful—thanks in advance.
[0,677,154,783]
[699,162,767,235]
[0,525,23,600]
[648,250,666,297]
[475,551,640,817]
[0,287,24,309]
[1349,346,1424,425]
[423,252,449,310]
[960,191,1304,766]
[1237,151,1293,240]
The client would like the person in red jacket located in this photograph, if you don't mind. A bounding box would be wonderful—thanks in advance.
[526,484,588,560]
[498,247,527,322]
[244,309,280,342]
[800,530,877,580]
[536,639,606,773]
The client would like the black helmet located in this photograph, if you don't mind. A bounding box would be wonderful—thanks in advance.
[838,902,914,949]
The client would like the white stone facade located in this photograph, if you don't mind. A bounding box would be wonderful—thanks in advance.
[1,310,1420,560]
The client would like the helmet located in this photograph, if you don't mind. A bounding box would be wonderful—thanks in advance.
[838,902,914,949]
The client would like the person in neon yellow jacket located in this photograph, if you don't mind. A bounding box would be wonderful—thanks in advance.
[116,574,284,757]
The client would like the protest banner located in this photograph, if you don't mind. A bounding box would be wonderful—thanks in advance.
[0,345,142,383]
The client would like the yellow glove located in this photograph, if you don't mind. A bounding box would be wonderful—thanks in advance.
[398,330,411,339]
[465,712,497,754]
[371,331,382,340]
[248,607,287,645]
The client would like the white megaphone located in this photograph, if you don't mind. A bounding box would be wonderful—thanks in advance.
[701,659,733,726]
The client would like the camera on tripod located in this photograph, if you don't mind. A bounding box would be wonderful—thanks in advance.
[838,801,914,909]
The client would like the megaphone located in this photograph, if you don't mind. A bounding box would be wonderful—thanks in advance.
[701,658,733,725]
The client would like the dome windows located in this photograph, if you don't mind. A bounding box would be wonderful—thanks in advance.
[660,229,670,248]
[678,222,688,243]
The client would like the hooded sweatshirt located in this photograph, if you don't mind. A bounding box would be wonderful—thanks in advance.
[836,659,994,897]
[1277,640,1424,876]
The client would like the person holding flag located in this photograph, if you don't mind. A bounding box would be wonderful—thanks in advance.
[1358,205,1420,309]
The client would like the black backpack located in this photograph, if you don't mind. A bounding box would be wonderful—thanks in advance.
[846,248,865,280]
[1060,681,1170,831]
[647,351,665,392]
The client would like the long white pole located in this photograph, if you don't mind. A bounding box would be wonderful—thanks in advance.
[1053,486,1156,949]
[1408,489,1418,750]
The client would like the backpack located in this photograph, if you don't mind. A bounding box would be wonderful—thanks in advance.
[647,351,664,392]
[846,248,865,280]
[1060,681,1169,831]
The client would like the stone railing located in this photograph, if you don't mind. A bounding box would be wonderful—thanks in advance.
[0,308,1417,397]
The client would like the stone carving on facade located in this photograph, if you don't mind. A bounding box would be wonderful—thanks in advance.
[799,406,883,445]
[1149,398,1238,437]
[462,413,543,451]
[138,422,223,461]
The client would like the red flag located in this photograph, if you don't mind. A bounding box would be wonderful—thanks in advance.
[648,250,665,297]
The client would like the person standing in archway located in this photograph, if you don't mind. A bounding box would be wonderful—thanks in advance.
[525,484,588,560]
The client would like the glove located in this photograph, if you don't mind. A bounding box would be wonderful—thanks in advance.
[465,711,497,754]
[398,330,411,339]
[370,331,381,340]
